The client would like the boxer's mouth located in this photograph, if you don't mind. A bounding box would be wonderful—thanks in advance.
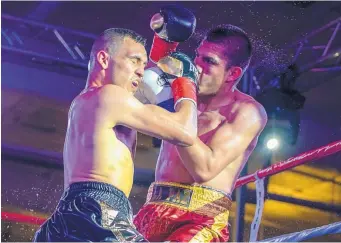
[132,80,139,87]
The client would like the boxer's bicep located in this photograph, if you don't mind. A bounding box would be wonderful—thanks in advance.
[124,102,195,146]
[98,85,194,146]
[101,88,194,146]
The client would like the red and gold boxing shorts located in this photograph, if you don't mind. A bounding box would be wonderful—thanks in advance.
[134,182,232,242]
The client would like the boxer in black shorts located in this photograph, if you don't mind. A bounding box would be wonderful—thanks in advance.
[33,182,146,242]
[33,15,198,243]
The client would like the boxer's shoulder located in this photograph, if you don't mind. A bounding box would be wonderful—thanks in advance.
[235,95,267,124]
[71,85,123,109]
[97,84,126,97]
[70,85,135,122]
[93,84,135,107]
[219,91,267,123]
[235,91,264,112]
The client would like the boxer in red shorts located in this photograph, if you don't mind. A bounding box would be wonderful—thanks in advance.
[135,182,232,242]
[134,9,268,241]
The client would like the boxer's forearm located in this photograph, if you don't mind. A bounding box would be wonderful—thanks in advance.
[176,138,216,182]
[176,136,241,183]
[142,104,196,147]
[175,101,198,138]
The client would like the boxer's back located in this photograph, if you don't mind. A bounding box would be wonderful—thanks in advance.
[63,87,136,197]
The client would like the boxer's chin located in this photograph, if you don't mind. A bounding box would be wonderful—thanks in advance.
[197,87,205,96]
[198,84,206,95]
[198,86,216,97]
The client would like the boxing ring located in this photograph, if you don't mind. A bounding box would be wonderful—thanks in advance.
[2,140,341,241]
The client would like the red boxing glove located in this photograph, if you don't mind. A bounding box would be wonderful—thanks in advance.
[150,34,179,63]
[171,77,197,109]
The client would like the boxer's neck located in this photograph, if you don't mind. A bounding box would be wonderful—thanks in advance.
[85,71,107,88]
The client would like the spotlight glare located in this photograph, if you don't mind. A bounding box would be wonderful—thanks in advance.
[267,138,279,150]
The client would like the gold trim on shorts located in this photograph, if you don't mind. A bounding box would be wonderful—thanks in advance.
[146,181,232,218]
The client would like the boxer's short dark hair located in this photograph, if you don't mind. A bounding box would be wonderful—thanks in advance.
[205,24,252,70]
[90,28,146,66]
[100,28,147,48]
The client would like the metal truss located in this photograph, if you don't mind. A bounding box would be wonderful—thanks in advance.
[248,16,341,96]
[1,14,96,69]
[2,13,340,84]
[290,16,341,73]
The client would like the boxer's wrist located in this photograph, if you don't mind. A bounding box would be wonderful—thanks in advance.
[174,98,197,111]
[171,77,197,109]
[150,34,179,63]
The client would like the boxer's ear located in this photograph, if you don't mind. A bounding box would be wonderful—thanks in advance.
[97,50,110,70]
[226,66,243,82]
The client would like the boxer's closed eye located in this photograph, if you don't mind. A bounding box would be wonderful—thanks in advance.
[130,57,139,64]
[203,56,219,65]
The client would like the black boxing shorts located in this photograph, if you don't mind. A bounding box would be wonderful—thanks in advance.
[33,181,147,242]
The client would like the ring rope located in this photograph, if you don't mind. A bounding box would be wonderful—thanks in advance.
[259,221,341,242]
[247,140,341,241]
[235,140,341,188]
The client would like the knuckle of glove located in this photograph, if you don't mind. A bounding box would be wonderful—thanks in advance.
[159,5,196,42]
[170,52,199,87]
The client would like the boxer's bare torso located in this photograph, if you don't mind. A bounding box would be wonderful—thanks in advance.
[156,90,261,194]
[63,87,136,197]
[62,37,199,198]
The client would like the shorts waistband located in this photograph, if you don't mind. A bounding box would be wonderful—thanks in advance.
[146,182,232,216]
[61,181,132,214]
